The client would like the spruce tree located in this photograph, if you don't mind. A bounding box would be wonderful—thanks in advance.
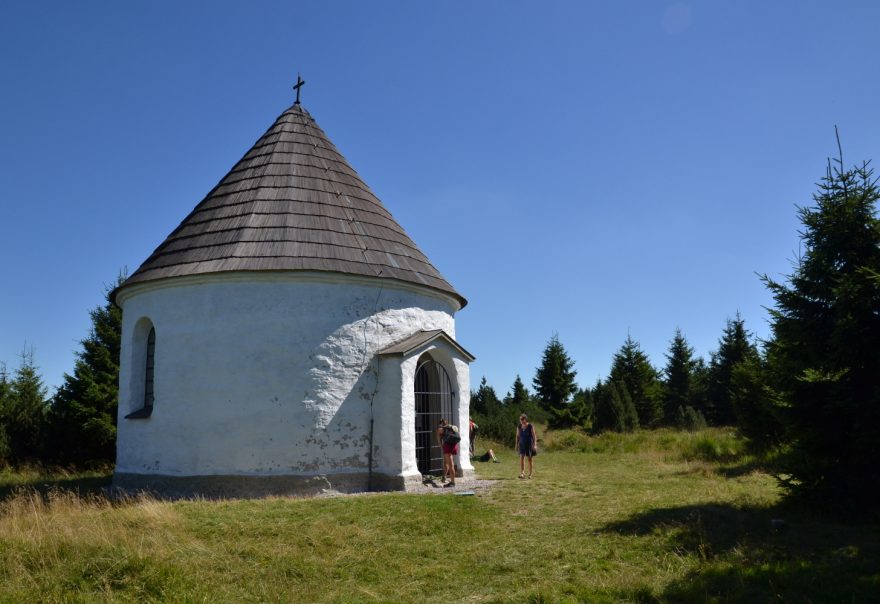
[690,357,711,419]
[507,375,530,409]
[729,355,782,451]
[48,277,123,464]
[0,363,11,463]
[567,387,594,429]
[609,335,661,427]
[613,381,639,432]
[532,334,578,427]
[470,377,502,417]
[593,380,637,433]
[591,381,613,433]
[763,151,880,511]
[662,328,697,425]
[498,375,550,433]
[706,314,758,425]
[2,349,48,462]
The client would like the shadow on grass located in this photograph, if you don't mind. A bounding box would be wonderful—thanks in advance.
[714,459,772,478]
[0,472,113,502]
[601,502,880,602]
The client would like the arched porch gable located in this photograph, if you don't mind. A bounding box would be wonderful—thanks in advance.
[374,330,475,485]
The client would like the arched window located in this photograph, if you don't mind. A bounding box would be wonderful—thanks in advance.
[125,320,155,419]
[144,327,155,409]
[414,356,454,475]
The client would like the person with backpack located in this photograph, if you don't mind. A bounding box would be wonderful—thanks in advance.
[437,418,460,487]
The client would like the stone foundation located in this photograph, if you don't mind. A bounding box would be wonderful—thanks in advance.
[113,470,426,499]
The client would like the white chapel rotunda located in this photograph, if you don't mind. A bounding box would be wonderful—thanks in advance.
[113,86,474,497]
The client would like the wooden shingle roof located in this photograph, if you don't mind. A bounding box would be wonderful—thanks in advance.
[118,103,466,308]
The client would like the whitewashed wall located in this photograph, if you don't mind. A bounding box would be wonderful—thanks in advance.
[115,271,465,489]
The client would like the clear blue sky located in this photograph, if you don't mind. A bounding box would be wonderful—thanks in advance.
[1,1,878,396]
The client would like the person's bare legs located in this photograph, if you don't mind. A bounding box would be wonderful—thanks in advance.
[519,454,525,478]
[444,453,455,485]
[527,454,534,478]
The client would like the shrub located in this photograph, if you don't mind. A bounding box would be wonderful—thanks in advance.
[674,406,707,432]
[678,431,743,463]
[472,409,519,448]
[543,429,592,452]
[472,400,548,448]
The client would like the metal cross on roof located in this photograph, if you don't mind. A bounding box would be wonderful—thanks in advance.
[293,74,306,105]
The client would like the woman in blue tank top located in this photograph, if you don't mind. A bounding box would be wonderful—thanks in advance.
[515,413,538,479]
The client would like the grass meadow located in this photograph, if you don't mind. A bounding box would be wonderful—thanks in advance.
[1,428,878,602]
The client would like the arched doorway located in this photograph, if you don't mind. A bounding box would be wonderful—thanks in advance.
[414,356,455,475]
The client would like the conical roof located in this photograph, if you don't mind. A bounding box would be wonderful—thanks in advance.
[118,103,466,308]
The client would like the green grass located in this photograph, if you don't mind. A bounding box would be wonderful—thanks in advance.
[1,430,878,602]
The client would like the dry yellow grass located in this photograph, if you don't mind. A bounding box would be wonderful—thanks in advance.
[0,489,208,602]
